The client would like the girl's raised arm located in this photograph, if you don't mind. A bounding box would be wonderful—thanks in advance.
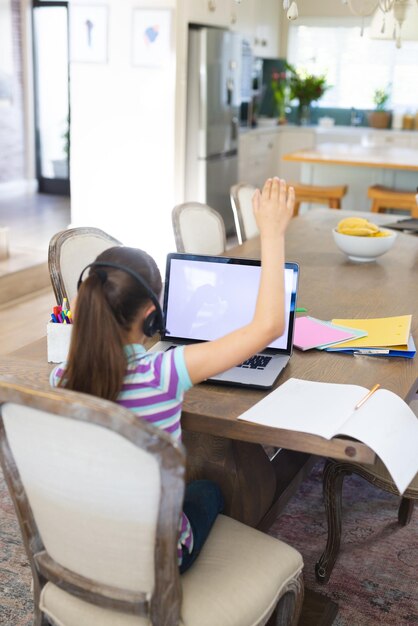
[183,178,294,385]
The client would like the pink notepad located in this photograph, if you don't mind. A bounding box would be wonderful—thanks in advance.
[293,316,361,351]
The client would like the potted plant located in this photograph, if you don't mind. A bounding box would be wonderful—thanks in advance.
[287,65,329,125]
[368,87,391,129]
[270,69,290,125]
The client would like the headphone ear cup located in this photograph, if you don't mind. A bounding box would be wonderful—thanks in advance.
[143,310,159,337]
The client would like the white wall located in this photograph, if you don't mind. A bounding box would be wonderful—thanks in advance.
[70,0,177,270]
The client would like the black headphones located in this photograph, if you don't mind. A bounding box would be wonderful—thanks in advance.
[77,261,165,337]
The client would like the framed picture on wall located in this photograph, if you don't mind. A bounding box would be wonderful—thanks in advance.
[70,5,108,64]
[132,8,172,68]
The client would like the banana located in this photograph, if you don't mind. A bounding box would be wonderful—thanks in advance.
[337,216,381,237]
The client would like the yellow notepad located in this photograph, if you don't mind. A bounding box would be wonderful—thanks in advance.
[331,315,412,349]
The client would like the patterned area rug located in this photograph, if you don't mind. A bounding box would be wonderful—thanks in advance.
[1,461,417,625]
[269,461,418,626]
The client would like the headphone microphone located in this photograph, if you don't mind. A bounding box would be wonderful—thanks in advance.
[77,261,165,337]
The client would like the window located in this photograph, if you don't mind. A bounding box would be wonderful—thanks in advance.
[287,18,418,111]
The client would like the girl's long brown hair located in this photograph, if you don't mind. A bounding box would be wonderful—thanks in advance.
[59,246,162,401]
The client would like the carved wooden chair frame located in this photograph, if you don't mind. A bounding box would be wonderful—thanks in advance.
[316,377,418,584]
[48,226,121,306]
[0,378,185,626]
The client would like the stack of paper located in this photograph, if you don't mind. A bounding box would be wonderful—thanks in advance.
[325,315,415,358]
[293,316,367,351]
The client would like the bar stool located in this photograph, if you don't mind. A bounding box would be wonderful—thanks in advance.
[291,183,348,216]
[367,185,418,217]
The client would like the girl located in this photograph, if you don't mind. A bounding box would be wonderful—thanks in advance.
[50,177,295,572]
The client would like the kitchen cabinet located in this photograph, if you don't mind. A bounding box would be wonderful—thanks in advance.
[185,0,237,28]
[253,0,280,59]
[277,130,316,182]
[230,0,255,41]
[239,130,280,187]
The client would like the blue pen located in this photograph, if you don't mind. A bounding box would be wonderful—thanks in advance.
[51,313,59,323]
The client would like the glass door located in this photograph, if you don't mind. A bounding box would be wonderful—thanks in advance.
[32,0,70,195]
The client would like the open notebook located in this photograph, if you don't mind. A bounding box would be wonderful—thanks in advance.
[149,253,299,389]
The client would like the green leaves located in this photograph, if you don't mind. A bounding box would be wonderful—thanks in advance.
[286,64,329,106]
[373,86,391,111]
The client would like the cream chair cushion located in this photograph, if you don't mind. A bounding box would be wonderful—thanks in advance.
[54,230,120,305]
[61,234,119,302]
[232,184,259,243]
[3,403,160,592]
[172,203,226,255]
[40,514,303,626]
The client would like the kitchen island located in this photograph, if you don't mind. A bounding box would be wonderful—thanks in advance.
[282,142,418,212]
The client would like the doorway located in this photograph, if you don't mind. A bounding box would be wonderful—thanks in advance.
[32,0,70,195]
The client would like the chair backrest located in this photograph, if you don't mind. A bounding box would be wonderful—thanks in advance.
[0,378,185,624]
[48,227,121,306]
[172,202,226,255]
[230,183,259,245]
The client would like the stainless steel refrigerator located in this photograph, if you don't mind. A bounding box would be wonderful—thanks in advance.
[185,26,242,236]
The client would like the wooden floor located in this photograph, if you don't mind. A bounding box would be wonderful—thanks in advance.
[0,191,70,251]
[0,191,69,354]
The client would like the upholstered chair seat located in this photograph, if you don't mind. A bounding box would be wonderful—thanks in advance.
[40,514,303,626]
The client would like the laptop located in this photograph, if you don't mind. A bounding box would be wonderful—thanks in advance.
[149,253,299,389]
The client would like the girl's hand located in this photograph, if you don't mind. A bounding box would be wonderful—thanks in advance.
[252,178,295,239]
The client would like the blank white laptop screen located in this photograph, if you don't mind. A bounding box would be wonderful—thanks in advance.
[163,255,298,352]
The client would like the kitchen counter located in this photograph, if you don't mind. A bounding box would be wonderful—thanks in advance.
[283,142,418,172]
[240,123,418,142]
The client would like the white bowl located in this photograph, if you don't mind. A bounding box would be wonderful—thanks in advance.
[332,228,397,262]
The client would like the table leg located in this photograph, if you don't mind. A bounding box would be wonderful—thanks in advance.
[183,431,316,530]
[183,431,276,527]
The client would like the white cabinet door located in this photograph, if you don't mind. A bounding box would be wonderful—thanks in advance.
[253,0,280,59]
[230,0,255,41]
[239,131,280,188]
[277,131,316,182]
[186,0,229,27]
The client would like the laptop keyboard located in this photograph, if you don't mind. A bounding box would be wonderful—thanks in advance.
[165,345,272,371]
[238,355,272,370]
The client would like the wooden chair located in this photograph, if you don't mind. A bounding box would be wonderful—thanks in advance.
[0,377,305,626]
[172,202,226,255]
[367,185,418,217]
[291,183,348,216]
[230,183,259,245]
[315,377,418,584]
[48,226,121,307]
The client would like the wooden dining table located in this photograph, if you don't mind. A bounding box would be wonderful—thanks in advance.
[1,209,417,531]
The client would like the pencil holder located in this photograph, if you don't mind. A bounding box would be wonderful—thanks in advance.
[47,322,72,363]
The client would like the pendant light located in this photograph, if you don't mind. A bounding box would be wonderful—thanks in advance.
[287,2,299,21]
[393,0,415,47]
[348,0,379,34]
[370,0,418,44]
[378,0,395,33]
